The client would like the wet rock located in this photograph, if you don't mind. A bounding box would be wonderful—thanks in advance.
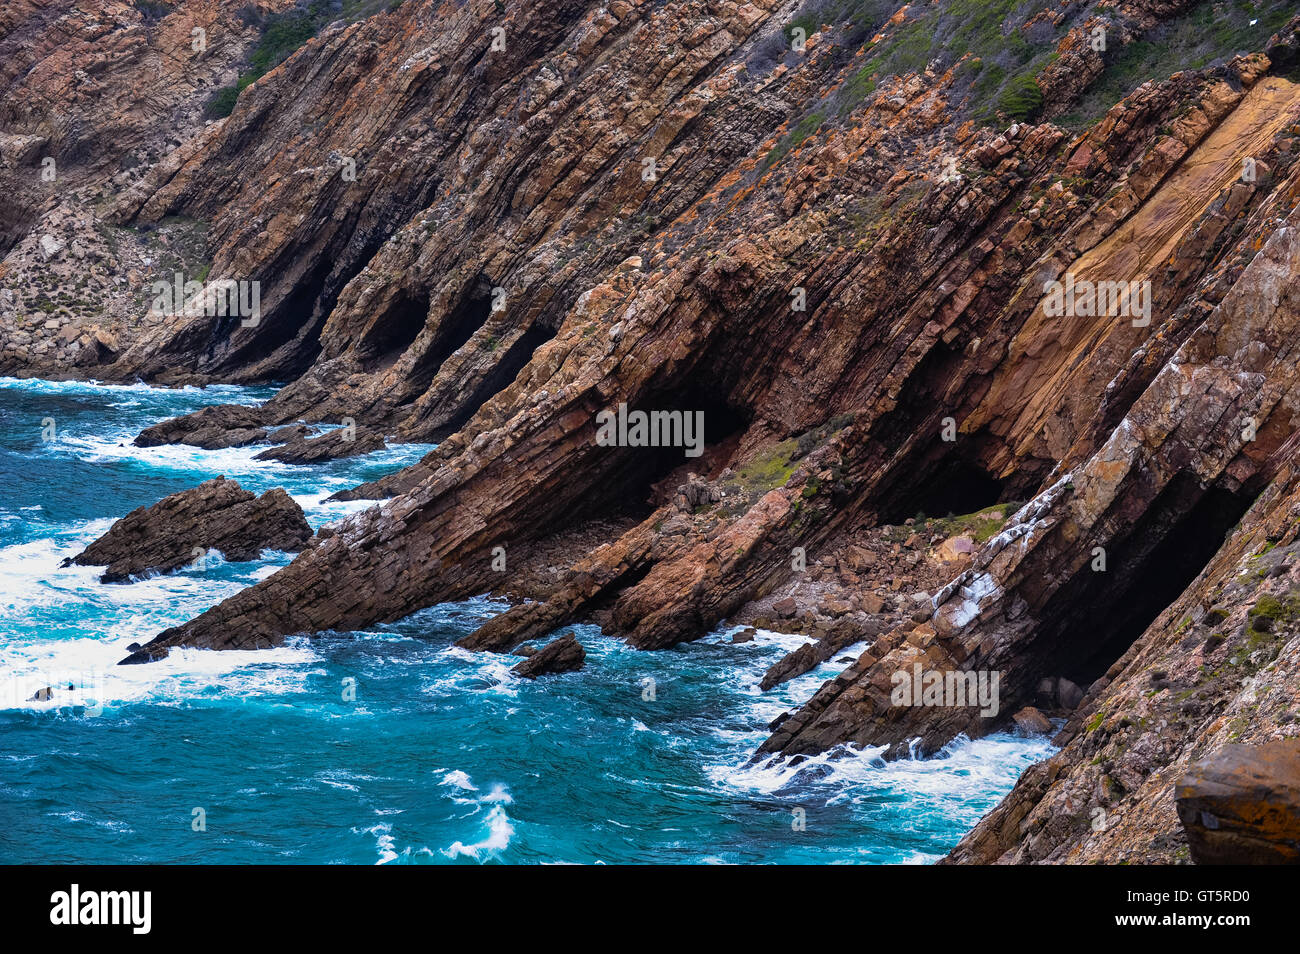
[1175,740,1300,864]
[759,615,883,690]
[1012,707,1053,735]
[66,477,311,583]
[731,627,757,644]
[266,424,318,444]
[134,404,268,449]
[254,428,386,464]
[511,633,585,679]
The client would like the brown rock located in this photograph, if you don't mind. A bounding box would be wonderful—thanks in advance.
[511,633,585,679]
[69,477,310,584]
[1012,707,1053,735]
[772,597,799,618]
[1176,741,1300,864]
[255,428,386,464]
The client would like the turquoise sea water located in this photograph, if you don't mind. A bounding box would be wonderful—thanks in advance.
[0,377,1053,864]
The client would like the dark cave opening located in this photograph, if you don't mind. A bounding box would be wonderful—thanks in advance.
[567,388,752,524]
[404,283,495,389]
[429,322,558,440]
[357,287,435,371]
[879,458,1006,524]
[1030,474,1254,690]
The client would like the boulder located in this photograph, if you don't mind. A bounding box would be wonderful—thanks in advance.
[1012,706,1053,735]
[1175,740,1300,864]
[65,477,311,583]
[772,596,798,618]
[511,633,585,679]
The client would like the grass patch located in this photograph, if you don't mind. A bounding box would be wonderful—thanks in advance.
[930,501,1020,543]
[764,110,827,168]
[1057,1,1297,130]
[733,439,799,492]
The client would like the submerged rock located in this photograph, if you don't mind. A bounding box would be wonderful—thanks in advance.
[65,477,311,583]
[1175,740,1300,864]
[511,633,585,679]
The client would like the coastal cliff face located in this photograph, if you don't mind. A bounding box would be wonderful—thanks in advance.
[6,0,1300,863]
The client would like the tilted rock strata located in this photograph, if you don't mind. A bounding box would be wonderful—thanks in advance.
[3,0,1300,863]
[68,476,311,584]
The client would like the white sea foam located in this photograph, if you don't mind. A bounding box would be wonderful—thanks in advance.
[436,771,517,861]
[442,804,515,861]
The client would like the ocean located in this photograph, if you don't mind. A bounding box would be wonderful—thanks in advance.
[0,376,1053,864]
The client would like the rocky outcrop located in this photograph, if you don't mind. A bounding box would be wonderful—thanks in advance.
[134,404,270,449]
[511,632,585,679]
[1175,740,1300,864]
[0,0,298,376]
[7,0,1300,864]
[67,477,310,583]
[253,428,386,463]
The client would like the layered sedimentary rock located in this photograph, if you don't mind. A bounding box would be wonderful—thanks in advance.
[7,0,1300,862]
[0,0,297,375]
[68,476,311,583]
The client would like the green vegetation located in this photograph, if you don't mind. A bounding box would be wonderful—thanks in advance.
[774,0,1296,152]
[205,85,240,119]
[1057,1,1297,130]
[838,62,879,116]
[206,0,400,118]
[764,110,827,168]
[997,72,1044,122]
[930,501,1020,544]
[733,438,799,493]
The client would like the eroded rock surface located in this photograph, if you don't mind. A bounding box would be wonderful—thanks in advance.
[67,477,311,584]
[6,0,1300,863]
[1175,740,1300,864]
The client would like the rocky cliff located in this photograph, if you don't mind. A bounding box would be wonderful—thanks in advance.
[6,0,1300,863]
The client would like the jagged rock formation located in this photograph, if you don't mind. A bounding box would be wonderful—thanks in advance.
[0,0,298,375]
[7,0,1300,862]
[67,476,311,583]
[511,631,586,678]
[253,428,385,463]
